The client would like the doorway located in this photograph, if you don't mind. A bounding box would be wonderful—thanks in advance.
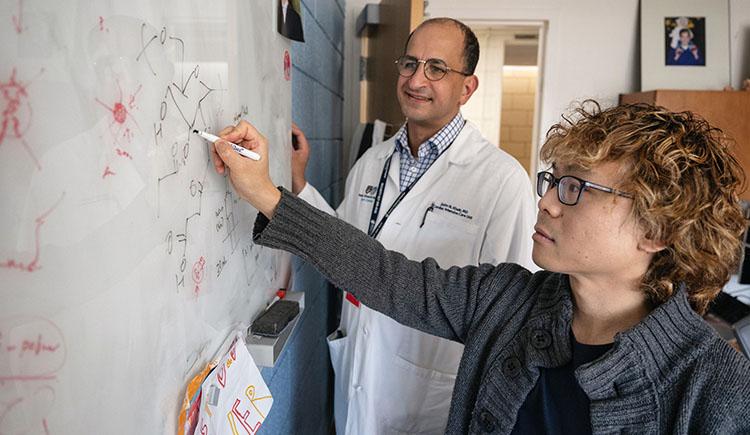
[461,23,545,176]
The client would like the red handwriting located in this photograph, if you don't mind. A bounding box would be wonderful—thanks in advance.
[98,16,109,32]
[115,148,132,159]
[192,256,206,295]
[102,165,115,178]
[95,79,142,145]
[0,374,56,382]
[284,50,291,81]
[19,334,61,357]
[0,386,56,434]
[0,397,23,429]
[11,0,24,33]
[1,193,64,272]
[0,317,67,383]
[1,68,43,170]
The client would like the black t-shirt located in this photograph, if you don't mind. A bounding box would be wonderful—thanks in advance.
[511,331,613,434]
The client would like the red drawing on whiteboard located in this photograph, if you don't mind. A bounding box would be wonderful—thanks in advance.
[0,386,56,434]
[283,50,291,81]
[0,397,23,429]
[0,316,67,383]
[0,193,64,273]
[0,374,55,382]
[102,165,116,178]
[18,334,61,357]
[11,0,24,34]
[98,16,109,33]
[192,256,206,295]
[95,79,142,145]
[115,148,133,159]
[1,68,43,170]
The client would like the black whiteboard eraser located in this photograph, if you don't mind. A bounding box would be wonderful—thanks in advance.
[251,300,300,337]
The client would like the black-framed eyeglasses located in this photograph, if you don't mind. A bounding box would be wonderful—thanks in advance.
[394,55,470,81]
[536,171,634,206]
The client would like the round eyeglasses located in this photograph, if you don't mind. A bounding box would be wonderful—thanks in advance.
[536,171,634,206]
[394,55,471,81]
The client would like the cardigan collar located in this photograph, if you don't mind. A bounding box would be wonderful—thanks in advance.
[527,276,715,431]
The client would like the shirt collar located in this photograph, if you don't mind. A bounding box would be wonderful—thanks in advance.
[394,112,465,157]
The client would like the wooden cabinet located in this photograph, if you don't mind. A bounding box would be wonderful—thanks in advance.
[619,90,750,200]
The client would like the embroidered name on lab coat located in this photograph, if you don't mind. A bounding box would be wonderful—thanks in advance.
[434,202,474,220]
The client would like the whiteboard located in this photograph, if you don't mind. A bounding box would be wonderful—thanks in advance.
[0,0,292,432]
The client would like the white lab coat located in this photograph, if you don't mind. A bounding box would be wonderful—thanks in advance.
[298,121,536,434]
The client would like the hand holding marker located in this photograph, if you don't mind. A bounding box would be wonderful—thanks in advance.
[193,129,262,161]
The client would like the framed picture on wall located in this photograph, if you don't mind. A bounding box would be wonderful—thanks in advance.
[277,0,305,42]
[640,0,729,90]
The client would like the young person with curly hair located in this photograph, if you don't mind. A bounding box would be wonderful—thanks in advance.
[210,101,750,434]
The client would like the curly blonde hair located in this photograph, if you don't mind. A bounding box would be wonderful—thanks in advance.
[540,100,746,313]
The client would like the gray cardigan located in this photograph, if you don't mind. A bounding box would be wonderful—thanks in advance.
[254,189,750,434]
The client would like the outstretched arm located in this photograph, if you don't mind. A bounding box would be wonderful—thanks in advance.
[210,120,531,342]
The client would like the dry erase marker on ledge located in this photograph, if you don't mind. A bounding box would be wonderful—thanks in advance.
[266,289,287,310]
[192,129,261,161]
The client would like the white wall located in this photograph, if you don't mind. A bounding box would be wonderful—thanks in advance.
[731,0,750,88]
[425,0,641,163]
[342,0,750,173]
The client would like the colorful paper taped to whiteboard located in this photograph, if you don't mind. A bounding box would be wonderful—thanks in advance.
[193,333,273,434]
[178,359,218,435]
[178,332,273,435]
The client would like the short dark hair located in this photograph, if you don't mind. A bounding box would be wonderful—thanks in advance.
[404,18,480,75]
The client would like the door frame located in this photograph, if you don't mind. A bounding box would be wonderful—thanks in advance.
[461,19,547,181]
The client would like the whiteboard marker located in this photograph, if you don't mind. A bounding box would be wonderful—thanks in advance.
[265,289,287,310]
[192,129,261,161]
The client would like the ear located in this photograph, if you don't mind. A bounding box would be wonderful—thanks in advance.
[459,74,479,105]
[638,236,667,254]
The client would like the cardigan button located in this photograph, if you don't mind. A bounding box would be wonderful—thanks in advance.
[531,329,552,349]
[502,356,522,378]
[478,409,497,432]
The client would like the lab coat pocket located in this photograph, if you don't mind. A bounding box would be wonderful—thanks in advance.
[327,330,351,391]
[417,212,480,266]
[327,331,352,431]
[379,355,457,434]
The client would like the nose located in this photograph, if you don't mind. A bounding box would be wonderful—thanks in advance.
[407,61,430,87]
[538,184,562,218]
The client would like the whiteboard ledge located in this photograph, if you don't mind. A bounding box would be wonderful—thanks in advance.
[245,291,305,367]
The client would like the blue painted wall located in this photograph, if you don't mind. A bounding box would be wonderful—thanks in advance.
[259,0,345,433]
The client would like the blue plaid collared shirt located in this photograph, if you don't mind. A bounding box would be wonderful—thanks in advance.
[393,113,465,192]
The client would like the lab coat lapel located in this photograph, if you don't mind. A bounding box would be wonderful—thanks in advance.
[367,141,401,230]
[372,136,400,188]
[397,123,478,202]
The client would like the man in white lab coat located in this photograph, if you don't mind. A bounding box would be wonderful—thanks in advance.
[291,18,536,434]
